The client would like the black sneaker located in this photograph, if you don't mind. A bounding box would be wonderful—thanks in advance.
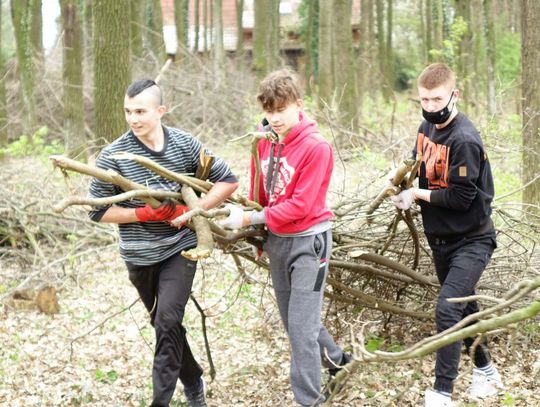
[184,377,208,407]
[328,352,352,377]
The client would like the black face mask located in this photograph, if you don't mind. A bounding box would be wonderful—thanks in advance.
[422,93,454,124]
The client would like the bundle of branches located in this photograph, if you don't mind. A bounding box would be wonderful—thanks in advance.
[47,149,539,325]
[323,171,540,328]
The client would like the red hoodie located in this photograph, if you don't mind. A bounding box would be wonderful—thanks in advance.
[249,112,334,234]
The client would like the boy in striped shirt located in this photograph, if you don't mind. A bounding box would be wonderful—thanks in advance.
[88,79,238,407]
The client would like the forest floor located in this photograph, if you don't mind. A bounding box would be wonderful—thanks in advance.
[1,148,539,407]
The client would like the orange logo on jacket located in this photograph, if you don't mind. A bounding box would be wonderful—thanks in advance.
[417,132,450,189]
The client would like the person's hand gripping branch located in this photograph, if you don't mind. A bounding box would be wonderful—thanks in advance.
[135,199,189,224]
[386,167,416,210]
[390,189,415,210]
[216,203,245,230]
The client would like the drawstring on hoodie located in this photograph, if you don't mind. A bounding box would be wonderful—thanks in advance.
[265,142,284,203]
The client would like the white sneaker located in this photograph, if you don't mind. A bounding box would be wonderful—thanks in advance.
[424,389,454,407]
[468,367,503,398]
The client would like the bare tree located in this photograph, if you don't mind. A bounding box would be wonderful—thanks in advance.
[11,0,38,133]
[0,1,7,146]
[521,0,540,212]
[174,0,189,62]
[60,0,85,157]
[317,0,333,103]
[333,0,358,127]
[483,0,497,116]
[213,0,224,77]
[30,0,42,61]
[252,0,281,77]
[146,0,166,62]
[130,1,145,59]
[235,0,244,59]
[93,0,131,143]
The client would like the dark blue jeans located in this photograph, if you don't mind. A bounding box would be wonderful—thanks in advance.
[428,233,496,394]
[126,253,203,406]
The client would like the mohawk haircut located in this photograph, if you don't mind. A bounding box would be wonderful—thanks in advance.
[257,68,303,111]
[126,79,163,104]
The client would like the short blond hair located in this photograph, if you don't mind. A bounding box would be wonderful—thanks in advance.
[417,63,456,89]
[256,68,303,111]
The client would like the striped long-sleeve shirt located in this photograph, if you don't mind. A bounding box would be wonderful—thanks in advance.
[88,126,237,265]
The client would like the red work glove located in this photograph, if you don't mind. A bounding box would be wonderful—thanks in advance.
[135,199,188,223]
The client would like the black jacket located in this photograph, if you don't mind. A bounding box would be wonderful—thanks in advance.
[413,112,495,239]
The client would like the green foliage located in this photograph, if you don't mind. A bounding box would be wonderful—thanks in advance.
[0,126,64,158]
[495,30,521,89]
[429,16,468,67]
[298,0,319,78]
[393,52,417,91]
[522,322,539,338]
[350,146,391,173]
[239,283,257,304]
[365,335,385,352]
[501,392,516,405]
[365,389,377,398]
[95,368,119,384]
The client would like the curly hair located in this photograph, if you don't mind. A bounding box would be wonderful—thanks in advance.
[256,68,303,111]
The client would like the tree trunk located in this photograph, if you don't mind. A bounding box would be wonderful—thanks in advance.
[94,0,131,143]
[174,0,189,62]
[385,0,393,93]
[376,0,389,101]
[455,0,473,114]
[10,0,37,134]
[193,0,200,53]
[213,0,224,78]
[82,0,93,64]
[130,0,145,59]
[333,0,357,128]
[235,0,244,61]
[418,0,427,63]
[433,0,443,51]
[357,0,374,111]
[146,0,166,62]
[471,0,482,115]
[521,0,540,212]
[303,0,317,95]
[317,0,333,105]
[60,0,85,157]
[252,0,280,77]
[483,0,497,116]
[425,0,433,61]
[270,0,280,67]
[0,2,6,147]
[31,0,42,60]
[203,0,208,56]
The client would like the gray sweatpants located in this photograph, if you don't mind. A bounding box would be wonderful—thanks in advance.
[265,228,344,406]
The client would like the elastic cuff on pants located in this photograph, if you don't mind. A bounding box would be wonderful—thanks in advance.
[434,377,454,394]
[473,348,491,368]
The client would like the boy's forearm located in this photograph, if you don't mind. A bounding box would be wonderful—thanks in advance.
[412,187,431,203]
[99,205,139,224]
[198,181,239,210]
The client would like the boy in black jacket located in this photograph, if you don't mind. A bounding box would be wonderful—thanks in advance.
[390,63,503,407]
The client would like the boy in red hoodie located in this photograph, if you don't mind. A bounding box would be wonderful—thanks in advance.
[219,68,350,406]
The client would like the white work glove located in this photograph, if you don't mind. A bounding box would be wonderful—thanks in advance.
[217,203,245,229]
[390,189,415,210]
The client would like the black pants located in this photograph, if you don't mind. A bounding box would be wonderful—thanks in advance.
[126,253,203,407]
[428,233,496,394]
